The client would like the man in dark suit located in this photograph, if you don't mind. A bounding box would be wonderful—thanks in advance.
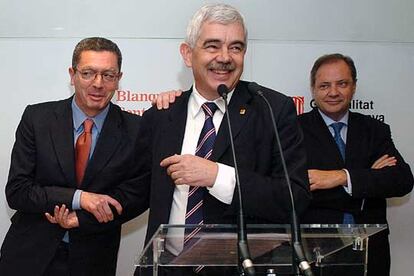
[135,4,310,275]
[0,37,149,276]
[299,53,414,276]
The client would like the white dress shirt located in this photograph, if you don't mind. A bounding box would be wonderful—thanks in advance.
[318,109,353,194]
[166,86,236,255]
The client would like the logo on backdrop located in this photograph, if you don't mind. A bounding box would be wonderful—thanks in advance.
[116,90,156,115]
[117,90,308,117]
[116,91,384,122]
[292,96,304,115]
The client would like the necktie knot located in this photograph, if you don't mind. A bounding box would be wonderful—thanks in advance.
[83,119,93,133]
[201,102,218,118]
[331,122,345,136]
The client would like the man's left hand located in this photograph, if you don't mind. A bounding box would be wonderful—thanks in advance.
[152,90,183,110]
[160,154,218,187]
[45,204,79,229]
[308,169,347,191]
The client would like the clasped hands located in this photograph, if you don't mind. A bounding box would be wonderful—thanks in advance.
[45,191,122,229]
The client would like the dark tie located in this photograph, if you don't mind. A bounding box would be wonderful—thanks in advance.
[331,122,355,224]
[75,119,93,185]
[331,122,346,160]
[184,102,218,245]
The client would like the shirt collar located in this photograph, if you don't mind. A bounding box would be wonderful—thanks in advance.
[188,84,234,118]
[72,97,110,134]
[318,109,349,127]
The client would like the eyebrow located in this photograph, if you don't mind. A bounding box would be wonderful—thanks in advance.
[202,39,221,45]
[79,67,118,73]
[202,39,246,47]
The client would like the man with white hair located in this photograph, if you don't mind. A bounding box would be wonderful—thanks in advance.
[135,4,310,275]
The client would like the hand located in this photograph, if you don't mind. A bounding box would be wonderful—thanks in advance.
[160,154,218,187]
[80,192,123,223]
[45,204,79,229]
[152,90,183,110]
[308,169,347,191]
[371,154,396,169]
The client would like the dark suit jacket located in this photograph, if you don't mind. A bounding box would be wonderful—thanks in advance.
[0,97,149,276]
[299,108,413,275]
[138,80,311,248]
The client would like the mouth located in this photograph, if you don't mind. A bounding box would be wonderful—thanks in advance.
[211,69,232,75]
[88,93,106,101]
[324,101,344,108]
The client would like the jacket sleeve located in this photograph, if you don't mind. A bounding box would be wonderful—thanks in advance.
[349,124,414,198]
[6,105,75,214]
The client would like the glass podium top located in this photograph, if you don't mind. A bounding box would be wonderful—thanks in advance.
[136,224,387,268]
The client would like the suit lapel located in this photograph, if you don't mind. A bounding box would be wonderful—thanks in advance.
[82,104,123,187]
[162,91,191,157]
[345,112,363,166]
[311,109,345,166]
[211,82,253,161]
[155,91,191,216]
[50,98,76,186]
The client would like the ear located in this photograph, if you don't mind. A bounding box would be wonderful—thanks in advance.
[117,72,123,81]
[311,86,316,99]
[351,81,357,98]
[69,67,75,85]
[180,43,193,68]
[113,72,123,90]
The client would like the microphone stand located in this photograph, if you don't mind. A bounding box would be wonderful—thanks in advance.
[248,82,313,276]
[217,84,255,276]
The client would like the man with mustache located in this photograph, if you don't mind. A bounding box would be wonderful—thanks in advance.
[136,3,310,275]
[299,53,414,275]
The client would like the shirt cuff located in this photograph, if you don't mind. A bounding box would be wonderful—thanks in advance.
[207,163,235,204]
[342,169,352,195]
[72,189,82,210]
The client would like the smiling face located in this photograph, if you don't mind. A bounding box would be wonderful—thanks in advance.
[312,60,356,121]
[69,50,122,117]
[180,21,246,100]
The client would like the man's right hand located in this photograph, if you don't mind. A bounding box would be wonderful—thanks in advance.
[80,192,122,223]
[45,204,79,229]
[152,90,182,110]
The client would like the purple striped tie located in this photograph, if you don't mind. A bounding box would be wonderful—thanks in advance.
[184,102,218,245]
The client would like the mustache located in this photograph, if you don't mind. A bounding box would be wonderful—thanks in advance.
[207,62,235,71]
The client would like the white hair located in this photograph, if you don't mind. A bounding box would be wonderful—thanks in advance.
[185,3,248,48]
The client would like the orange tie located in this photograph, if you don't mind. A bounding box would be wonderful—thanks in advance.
[75,119,93,185]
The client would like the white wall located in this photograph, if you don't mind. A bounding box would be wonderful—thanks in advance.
[1,1,413,275]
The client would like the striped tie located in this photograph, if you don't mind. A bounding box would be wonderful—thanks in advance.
[184,102,218,245]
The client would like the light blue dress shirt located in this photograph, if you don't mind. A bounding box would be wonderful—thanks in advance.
[62,97,109,242]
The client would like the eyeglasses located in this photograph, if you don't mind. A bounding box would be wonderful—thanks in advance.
[75,68,120,83]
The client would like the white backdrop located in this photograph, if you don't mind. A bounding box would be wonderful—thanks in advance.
[1,1,413,275]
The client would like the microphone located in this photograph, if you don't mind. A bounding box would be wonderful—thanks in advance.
[217,84,255,276]
[248,82,313,276]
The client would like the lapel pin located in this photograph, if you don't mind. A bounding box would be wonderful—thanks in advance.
[239,108,246,115]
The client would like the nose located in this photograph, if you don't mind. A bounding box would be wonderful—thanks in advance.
[216,47,231,63]
[327,84,340,96]
[92,74,104,88]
